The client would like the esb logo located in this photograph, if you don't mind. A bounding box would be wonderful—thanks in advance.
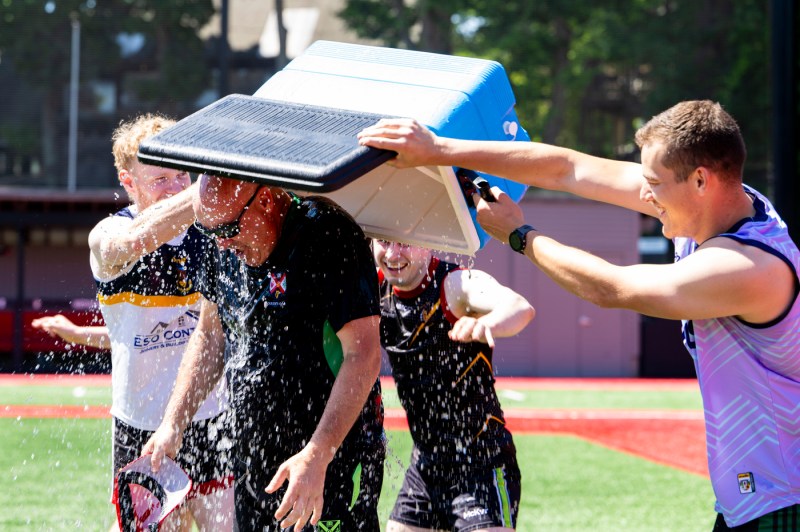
[133,326,195,348]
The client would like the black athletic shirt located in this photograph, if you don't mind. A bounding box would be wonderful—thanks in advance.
[199,194,383,483]
[380,258,515,466]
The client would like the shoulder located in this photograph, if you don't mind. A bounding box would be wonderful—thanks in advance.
[443,268,499,291]
[88,211,133,248]
[301,196,367,244]
[693,237,795,318]
[701,234,792,270]
[442,268,500,308]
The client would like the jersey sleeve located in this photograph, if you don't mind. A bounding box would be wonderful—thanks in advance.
[317,211,380,333]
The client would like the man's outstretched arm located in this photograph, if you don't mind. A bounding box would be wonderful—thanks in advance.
[31,314,110,350]
[358,118,649,214]
[142,296,226,471]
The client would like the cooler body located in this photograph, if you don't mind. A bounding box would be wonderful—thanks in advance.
[254,41,529,255]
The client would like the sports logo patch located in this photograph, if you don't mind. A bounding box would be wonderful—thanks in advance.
[269,272,287,297]
[132,311,198,353]
[737,472,755,494]
[317,520,341,532]
[171,255,193,295]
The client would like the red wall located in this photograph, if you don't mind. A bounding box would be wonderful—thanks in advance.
[0,309,105,353]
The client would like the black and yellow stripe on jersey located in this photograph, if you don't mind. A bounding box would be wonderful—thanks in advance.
[379,258,515,467]
[96,207,210,305]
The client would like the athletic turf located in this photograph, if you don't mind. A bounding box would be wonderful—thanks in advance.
[0,376,715,531]
[0,419,714,531]
[0,379,703,411]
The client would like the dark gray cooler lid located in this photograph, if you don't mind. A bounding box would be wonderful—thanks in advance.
[137,94,396,192]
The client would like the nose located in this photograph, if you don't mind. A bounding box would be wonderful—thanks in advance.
[165,174,189,194]
[384,241,407,258]
[640,181,653,203]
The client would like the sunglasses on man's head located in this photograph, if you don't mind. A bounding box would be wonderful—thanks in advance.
[194,187,260,240]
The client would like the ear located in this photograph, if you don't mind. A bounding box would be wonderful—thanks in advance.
[693,167,709,195]
[119,169,135,192]
[254,187,274,212]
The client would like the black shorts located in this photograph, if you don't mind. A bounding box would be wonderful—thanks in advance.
[233,444,385,531]
[112,412,234,499]
[713,504,800,531]
[390,447,521,532]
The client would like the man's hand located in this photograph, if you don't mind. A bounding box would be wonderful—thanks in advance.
[473,187,527,244]
[265,442,332,531]
[357,118,441,168]
[31,315,110,349]
[31,315,78,339]
[141,424,184,474]
[449,316,495,348]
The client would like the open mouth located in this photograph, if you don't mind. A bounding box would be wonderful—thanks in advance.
[384,261,409,273]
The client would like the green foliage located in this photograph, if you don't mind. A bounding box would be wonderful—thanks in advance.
[0,0,215,179]
[0,124,40,155]
[338,0,771,182]
[338,0,463,52]
[338,0,418,49]
[0,0,211,91]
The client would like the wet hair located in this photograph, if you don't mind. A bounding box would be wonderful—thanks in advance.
[634,100,746,183]
[111,114,175,174]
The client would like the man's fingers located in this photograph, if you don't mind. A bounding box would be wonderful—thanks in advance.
[288,501,313,532]
[265,465,288,494]
[309,494,324,526]
[484,326,495,348]
[273,484,296,521]
[149,447,163,473]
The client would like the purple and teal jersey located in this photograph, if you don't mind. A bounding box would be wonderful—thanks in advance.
[676,185,800,527]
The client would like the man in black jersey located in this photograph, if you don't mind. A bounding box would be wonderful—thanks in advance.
[373,239,535,532]
[144,175,385,532]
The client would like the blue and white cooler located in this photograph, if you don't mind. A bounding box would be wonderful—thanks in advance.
[255,41,528,255]
[138,41,528,255]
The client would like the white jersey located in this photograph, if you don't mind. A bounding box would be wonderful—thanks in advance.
[93,207,227,431]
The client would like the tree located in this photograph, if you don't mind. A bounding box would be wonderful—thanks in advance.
[338,0,770,189]
[338,0,458,53]
[0,0,214,184]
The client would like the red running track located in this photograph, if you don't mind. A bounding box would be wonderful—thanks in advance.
[0,374,707,476]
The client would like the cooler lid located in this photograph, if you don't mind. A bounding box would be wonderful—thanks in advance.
[137,94,396,192]
[138,93,482,255]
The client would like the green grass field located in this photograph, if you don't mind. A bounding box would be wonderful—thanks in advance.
[0,380,715,531]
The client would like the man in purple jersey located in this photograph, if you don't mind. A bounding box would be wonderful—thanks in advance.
[359,100,800,530]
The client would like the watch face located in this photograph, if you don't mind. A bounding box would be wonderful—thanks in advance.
[509,231,523,252]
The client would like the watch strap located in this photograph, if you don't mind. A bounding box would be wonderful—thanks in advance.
[510,224,536,254]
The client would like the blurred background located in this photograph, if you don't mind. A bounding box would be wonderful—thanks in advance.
[0,0,797,377]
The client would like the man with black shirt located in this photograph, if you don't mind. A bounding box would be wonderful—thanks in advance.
[144,175,384,532]
[374,239,534,532]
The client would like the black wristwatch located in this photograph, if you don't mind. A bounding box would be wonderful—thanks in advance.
[509,224,536,254]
